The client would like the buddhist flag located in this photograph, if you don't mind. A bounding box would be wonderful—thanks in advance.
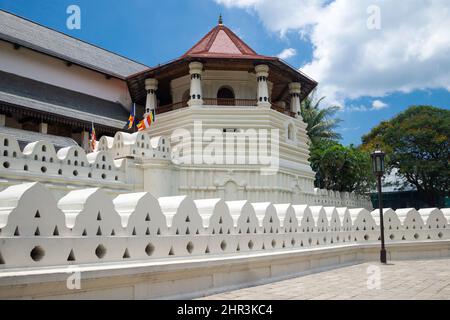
[90,122,97,152]
[124,103,136,130]
[137,110,155,131]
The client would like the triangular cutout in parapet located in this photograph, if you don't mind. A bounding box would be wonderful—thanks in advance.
[123,248,130,259]
[157,228,161,235]
[67,249,76,261]
[146,227,150,235]
[53,226,59,236]
[219,216,223,224]
[34,227,40,236]
[185,227,190,235]
[236,244,240,251]
[168,247,175,256]
[196,229,200,235]
[185,216,190,223]
[97,212,102,221]
[262,243,265,250]
[246,216,250,223]
[111,229,115,236]
[82,229,87,236]
[205,246,210,254]
[0,251,5,264]
[132,227,137,236]
[96,226,102,236]
[14,226,20,236]
[35,210,41,218]
[145,213,151,221]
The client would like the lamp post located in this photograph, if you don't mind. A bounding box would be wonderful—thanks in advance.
[371,146,387,264]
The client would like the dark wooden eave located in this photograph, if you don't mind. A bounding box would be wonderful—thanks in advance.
[126,56,318,107]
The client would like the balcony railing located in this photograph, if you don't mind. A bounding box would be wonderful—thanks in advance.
[156,98,297,118]
[156,101,188,114]
[203,98,257,106]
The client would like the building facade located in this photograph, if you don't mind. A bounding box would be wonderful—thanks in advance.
[0,11,148,150]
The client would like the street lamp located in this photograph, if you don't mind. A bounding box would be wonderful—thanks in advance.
[371,145,387,264]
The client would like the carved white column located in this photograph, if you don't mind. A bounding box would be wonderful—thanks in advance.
[145,78,158,114]
[255,65,270,108]
[39,122,48,134]
[81,130,90,152]
[188,62,204,107]
[289,82,302,118]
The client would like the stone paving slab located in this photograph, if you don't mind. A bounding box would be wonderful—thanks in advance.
[199,259,450,300]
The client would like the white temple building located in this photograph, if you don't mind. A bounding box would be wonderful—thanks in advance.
[0,11,370,208]
[1,11,450,301]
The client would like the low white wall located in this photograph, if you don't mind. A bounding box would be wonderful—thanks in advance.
[0,182,448,299]
[0,241,448,300]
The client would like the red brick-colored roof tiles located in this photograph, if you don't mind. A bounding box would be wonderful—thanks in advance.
[183,24,271,60]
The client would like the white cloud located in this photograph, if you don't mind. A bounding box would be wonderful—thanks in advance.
[214,0,450,107]
[277,48,297,60]
[345,105,368,112]
[372,100,388,110]
[340,126,361,132]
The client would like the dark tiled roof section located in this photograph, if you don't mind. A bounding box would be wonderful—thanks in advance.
[0,70,129,126]
[0,10,149,78]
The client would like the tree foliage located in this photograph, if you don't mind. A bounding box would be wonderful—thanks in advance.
[310,140,375,194]
[300,92,374,194]
[361,105,450,207]
[300,90,342,144]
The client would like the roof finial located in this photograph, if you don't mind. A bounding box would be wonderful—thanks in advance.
[218,14,223,25]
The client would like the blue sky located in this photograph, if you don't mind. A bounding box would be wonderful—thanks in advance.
[1,0,449,146]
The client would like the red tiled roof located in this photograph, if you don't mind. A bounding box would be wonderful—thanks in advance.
[183,23,272,60]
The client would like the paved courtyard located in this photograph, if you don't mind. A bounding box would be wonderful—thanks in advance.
[200,259,450,300]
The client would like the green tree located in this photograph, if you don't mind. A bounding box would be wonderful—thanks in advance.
[310,140,375,194]
[362,105,450,207]
[300,91,342,144]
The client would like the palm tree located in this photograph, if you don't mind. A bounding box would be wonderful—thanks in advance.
[300,90,342,144]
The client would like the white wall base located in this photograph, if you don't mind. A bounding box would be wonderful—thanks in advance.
[1,241,448,300]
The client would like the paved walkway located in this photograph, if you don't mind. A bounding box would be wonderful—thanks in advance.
[201,259,450,300]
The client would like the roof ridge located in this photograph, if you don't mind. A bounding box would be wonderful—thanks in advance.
[0,10,149,78]
[183,26,218,56]
[203,26,221,53]
[183,23,259,57]
[221,25,257,55]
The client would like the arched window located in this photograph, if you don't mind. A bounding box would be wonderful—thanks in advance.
[217,87,235,106]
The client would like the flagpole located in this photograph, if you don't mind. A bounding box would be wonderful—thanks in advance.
[133,103,137,133]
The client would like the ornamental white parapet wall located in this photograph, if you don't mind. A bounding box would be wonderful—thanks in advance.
[0,133,127,194]
[1,132,371,208]
[0,182,448,270]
